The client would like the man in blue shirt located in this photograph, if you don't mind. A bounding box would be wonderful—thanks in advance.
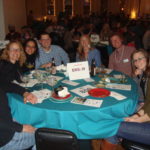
[35,32,69,69]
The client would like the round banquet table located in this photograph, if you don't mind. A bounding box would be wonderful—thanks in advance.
[8,71,138,139]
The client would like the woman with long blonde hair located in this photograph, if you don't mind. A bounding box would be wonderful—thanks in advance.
[0,41,37,150]
[76,35,102,67]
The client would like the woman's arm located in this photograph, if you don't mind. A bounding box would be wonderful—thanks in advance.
[2,82,37,104]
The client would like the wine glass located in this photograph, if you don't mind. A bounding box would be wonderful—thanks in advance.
[46,76,57,92]
[34,70,45,89]
[21,75,30,87]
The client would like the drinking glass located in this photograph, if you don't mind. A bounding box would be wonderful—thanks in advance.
[21,75,30,87]
[45,66,52,74]
[34,70,45,89]
[47,76,57,92]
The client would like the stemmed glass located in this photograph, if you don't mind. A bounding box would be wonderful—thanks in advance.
[21,75,30,87]
[46,76,57,93]
[33,70,46,90]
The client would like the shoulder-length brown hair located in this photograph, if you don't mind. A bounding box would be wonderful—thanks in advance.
[77,35,94,60]
[131,49,150,77]
[0,41,26,66]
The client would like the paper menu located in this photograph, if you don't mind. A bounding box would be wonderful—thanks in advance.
[71,97,103,108]
[61,80,79,86]
[71,85,95,97]
[106,84,131,91]
[50,75,63,82]
[110,91,126,100]
[13,79,39,87]
[84,78,95,82]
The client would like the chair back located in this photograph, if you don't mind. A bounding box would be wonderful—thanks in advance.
[35,128,79,150]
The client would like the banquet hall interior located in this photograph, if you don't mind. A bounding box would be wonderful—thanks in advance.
[0,0,150,150]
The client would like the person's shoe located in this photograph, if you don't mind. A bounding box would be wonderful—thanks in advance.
[100,139,118,150]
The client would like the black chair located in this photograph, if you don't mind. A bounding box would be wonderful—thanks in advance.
[122,139,150,150]
[35,128,79,150]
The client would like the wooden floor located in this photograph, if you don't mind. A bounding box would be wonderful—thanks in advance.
[91,139,125,150]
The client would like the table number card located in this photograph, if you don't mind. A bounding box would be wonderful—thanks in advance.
[67,61,90,80]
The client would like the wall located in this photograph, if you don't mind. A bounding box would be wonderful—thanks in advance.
[107,0,120,14]
[26,0,46,19]
[3,0,26,34]
[0,0,5,40]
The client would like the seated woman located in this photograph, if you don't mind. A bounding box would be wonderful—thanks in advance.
[0,41,37,150]
[101,49,150,149]
[76,35,102,67]
[22,39,39,72]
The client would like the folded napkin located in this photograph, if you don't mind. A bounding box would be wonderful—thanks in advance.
[56,65,67,71]
[32,89,51,103]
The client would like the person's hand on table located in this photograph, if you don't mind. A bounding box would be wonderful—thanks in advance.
[40,62,52,68]
[23,92,37,104]
[22,124,36,133]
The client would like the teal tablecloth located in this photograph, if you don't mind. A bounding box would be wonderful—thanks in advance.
[8,71,138,139]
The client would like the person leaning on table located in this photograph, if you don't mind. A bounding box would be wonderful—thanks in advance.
[108,32,136,77]
[35,32,69,69]
[100,49,150,150]
[0,41,37,150]
[76,34,102,67]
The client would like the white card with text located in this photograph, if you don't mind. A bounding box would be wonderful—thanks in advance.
[71,85,95,97]
[67,61,90,80]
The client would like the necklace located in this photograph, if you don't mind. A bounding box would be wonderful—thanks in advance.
[115,46,125,63]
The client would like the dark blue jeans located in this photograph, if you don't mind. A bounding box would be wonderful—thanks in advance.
[106,122,150,145]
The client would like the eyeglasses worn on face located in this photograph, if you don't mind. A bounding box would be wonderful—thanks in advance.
[133,57,145,63]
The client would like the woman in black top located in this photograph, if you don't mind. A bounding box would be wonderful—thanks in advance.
[22,39,39,72]
[0,41,37,150]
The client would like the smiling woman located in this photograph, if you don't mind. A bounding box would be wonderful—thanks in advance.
[0,41,37,150]
[1,41,26,66]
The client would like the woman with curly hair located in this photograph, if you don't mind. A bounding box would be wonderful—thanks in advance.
[0,41,37,150]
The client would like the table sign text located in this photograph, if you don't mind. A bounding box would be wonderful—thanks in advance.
[67,61,90,80]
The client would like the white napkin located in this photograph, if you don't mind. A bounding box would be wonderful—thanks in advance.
[56,65,67,71]
[104,68,113,74]
[32,89,51,103]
